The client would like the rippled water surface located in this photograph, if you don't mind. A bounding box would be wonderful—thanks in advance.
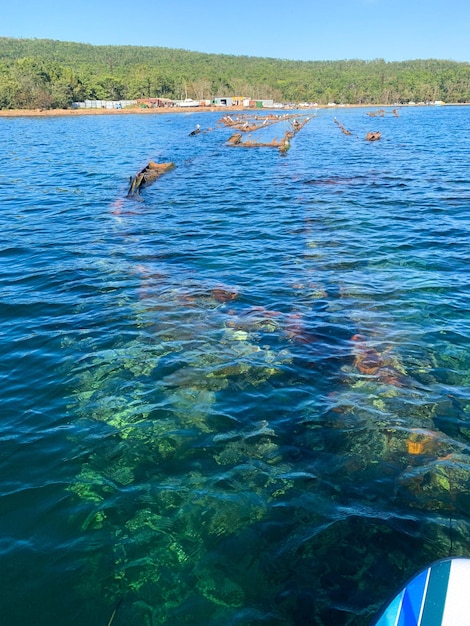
[1,106,469,625]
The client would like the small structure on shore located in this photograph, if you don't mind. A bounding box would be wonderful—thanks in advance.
[127,162,175,197]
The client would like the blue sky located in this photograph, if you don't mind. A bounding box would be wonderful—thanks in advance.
[2,0,469,62]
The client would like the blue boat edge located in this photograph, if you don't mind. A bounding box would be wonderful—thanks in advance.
[371,557,470,626]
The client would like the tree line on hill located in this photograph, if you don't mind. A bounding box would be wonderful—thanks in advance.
[0,37,469,110]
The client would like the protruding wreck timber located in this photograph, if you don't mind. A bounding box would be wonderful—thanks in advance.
[290,117,310,133]
[219,112,311,133]
[367,108,400,117]
[367,109,385,117]
[335,119,353,135]
[228,136,276,147]
[127,161,175,197]
[225,115,311,153]
[278,131,293,154]
[365,131,381,141]
[227,133,243,145]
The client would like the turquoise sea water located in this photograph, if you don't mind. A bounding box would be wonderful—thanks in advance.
[0,106,469,625]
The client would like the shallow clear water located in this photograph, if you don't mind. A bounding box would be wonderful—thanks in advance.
[0,106,469,625]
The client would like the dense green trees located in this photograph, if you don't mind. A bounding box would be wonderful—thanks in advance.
[0,37,468,109]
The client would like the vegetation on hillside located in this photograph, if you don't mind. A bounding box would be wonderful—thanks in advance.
[0,37,469,109]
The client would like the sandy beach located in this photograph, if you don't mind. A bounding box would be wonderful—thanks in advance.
[0,102,465,118]
[0,104,398,118]
[0,106,228,118]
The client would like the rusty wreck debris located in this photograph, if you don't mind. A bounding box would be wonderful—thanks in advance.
[334,118,353,135]
[127,161,175,197]
[365,131,381,141]
[224,114,311,153]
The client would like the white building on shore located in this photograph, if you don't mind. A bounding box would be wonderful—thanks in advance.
[72,100,137,109]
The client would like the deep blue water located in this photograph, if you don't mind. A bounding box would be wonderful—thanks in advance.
[0,105,469,625]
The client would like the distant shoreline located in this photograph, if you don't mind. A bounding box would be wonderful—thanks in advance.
[0,103,467,118]
[0,106,209,118]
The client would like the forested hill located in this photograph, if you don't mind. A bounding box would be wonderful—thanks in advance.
[0,37,469,109]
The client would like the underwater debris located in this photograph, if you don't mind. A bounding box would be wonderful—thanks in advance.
[226,306,282,334]
[196,569,244,607]
[211,287,238,303]
[351,334,407,387]
[405,428,451,457]
[284,311,321,345]
[396,454,470,513]
[66,265,304,622]
[365,131,381,141]
[127,161,175,197]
